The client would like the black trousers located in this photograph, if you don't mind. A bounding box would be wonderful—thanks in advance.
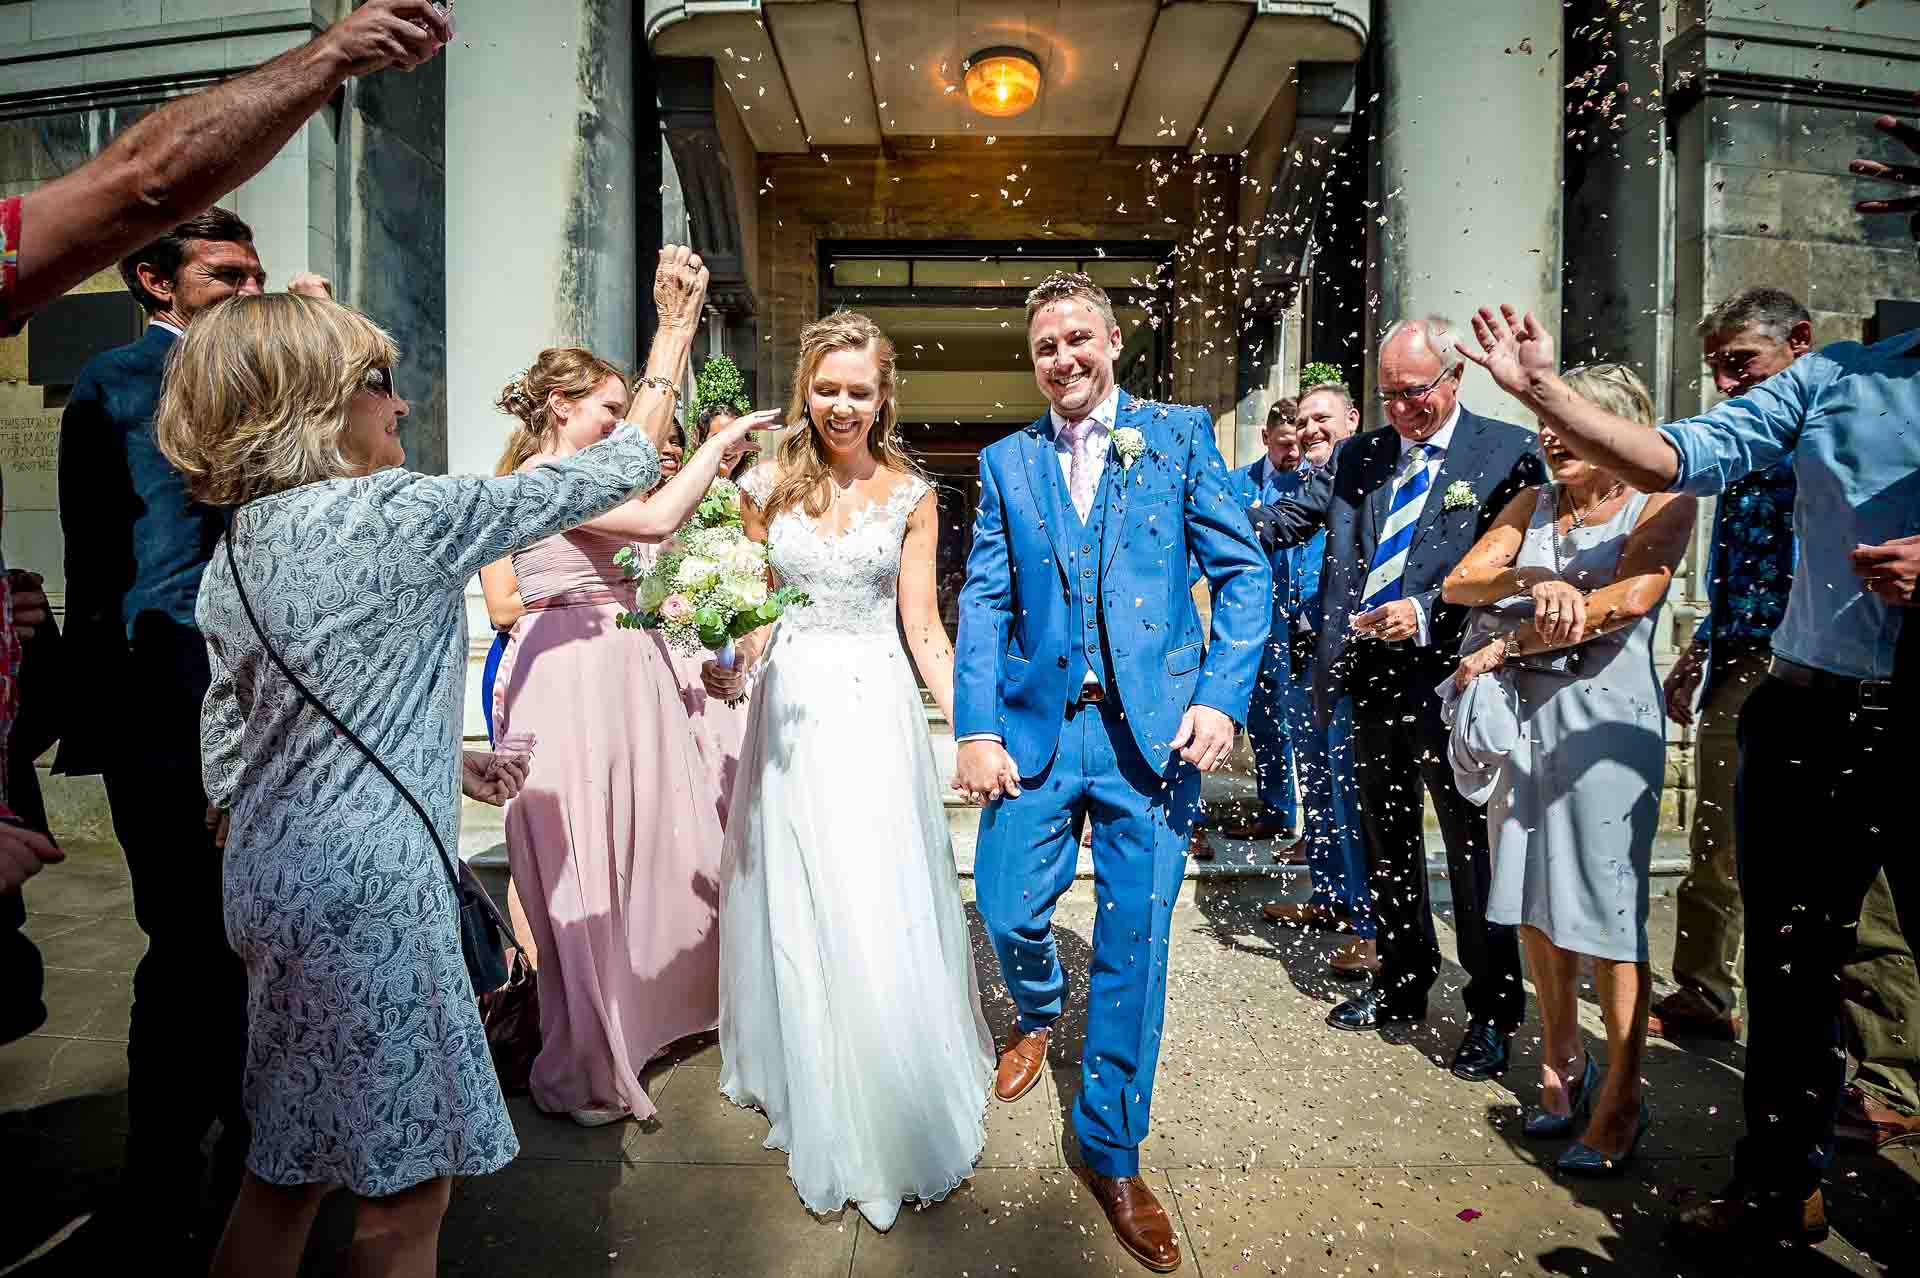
[1350,668,1525,1029]
[1733,675,1911,1199]
[101,759,250,1231]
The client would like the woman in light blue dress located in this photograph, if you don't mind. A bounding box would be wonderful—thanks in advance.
[1442,364,1696,1177]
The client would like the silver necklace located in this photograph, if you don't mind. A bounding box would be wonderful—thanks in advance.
[1549,480,1624,574]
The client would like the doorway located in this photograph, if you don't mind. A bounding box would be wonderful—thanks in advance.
[820,241,1173,629]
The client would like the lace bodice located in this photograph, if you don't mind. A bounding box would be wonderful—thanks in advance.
[740,465,929,638]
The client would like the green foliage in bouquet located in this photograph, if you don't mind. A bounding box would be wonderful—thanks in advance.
[1299,361,1349,395]
[613,480,808,654]
[691,353,751,421]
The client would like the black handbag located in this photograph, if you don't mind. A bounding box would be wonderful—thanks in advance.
[222,534,514,997]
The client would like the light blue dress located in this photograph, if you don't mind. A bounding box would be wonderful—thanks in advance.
[1484,485,1665,963]
[197,427,657,1195]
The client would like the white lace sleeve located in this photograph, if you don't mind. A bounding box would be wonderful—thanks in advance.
[739,463,778,507]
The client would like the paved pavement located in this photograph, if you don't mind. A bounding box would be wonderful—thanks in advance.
[4,837,1915,1276]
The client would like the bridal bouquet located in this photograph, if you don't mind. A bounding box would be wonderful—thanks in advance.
[614,479,809,679]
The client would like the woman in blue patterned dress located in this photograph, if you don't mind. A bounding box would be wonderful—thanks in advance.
[154,249,715,1278]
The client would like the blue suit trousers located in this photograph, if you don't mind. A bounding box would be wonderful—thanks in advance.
[1275,670,1374,938]
[1245,669,1297,824]
[974,697,1202,1177]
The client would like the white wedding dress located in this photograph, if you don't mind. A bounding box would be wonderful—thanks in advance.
[718,465,993,1229]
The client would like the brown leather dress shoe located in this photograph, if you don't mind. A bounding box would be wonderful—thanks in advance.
[1186,826,1214,860]
[1261,900,1342,930]
[1327,937,1378,978]
[1670,1184,1827,1252]
[1082,1170,1182,1272]
[1647,994,1741,1042]
[1835,1084,1920,1150]
[994,1027,1050,1103]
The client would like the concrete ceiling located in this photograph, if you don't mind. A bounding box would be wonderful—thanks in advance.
[649,0,1365,155]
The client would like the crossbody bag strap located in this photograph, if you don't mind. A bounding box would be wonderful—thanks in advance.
[221,529,462,894]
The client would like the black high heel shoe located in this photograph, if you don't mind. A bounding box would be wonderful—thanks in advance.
[1523,1053,1597,1139]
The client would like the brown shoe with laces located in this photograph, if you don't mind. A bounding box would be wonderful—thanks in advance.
[994,1027,1049,1102]
[1082,1169,1182,1272]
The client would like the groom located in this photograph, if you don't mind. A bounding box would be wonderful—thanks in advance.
[953,273,1269,1273]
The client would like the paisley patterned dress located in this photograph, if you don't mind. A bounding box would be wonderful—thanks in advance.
[198,427,657,1195]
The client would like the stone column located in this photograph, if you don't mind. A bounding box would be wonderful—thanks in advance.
[1371,0,1564,426]
[445,0,640,484]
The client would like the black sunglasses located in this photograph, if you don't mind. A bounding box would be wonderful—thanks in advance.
[362,366,397,398]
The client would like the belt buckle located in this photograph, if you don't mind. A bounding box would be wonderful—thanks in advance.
[1860,679,1894,713]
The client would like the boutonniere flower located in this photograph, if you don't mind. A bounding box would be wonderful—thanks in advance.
[1111,427,1146,471]
[1442,480,1477,511]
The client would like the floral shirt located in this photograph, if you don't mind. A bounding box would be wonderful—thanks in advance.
[1694,457,1796,692]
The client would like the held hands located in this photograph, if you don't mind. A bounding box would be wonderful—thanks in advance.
[952,739,1022,805]
[1170,705,1236,773]
[1852,535,1920,605]
[322,0,453,77]
[0,822,62,894]
[1531,580,1587,645]
[1350,598,1418,643]
[1457,305,1558,399]
[462,751,529,807]
[654,245,711,334]
[1663,639,1707,727]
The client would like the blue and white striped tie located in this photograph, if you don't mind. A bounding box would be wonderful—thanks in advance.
[1360,444,1436,610]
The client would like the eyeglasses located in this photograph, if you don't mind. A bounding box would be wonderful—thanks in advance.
[1374,368,1455,406]
[362,366,397,398]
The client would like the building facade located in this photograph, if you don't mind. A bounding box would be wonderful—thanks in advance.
[3,0,1916,828]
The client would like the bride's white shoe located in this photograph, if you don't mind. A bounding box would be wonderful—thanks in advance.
[856,1198,901,1233]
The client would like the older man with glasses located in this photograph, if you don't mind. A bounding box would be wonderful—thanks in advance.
[1245,319,1544,1081]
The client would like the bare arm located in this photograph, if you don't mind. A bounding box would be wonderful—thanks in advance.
[1442,486,1552,605]
[478,559,524,631]
[898,488,956,726]
[1456,306,1682,492]
[1502,493,1696,656]
[573,409,783,539]
[11,1,450,322]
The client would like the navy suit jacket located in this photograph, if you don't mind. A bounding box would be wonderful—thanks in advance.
[55,323,224,773]
[1250,409,1545,723]
[955,391,1272,776]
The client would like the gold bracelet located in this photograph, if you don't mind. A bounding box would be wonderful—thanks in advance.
[633,375,680,404]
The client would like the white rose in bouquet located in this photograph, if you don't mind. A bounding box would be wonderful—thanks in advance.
[675,555,721,591]
[718,571,768,609]
[723,537,766,575]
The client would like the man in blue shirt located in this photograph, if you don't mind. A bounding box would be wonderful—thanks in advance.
[1458,303,1920,1253]
[55,207,329,1255]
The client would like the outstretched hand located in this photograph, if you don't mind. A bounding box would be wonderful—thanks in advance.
[321,0,453,77]
[1170,705,1235,773]
[654,245,711,334]
[1854,94,1920,241]
[1457,305,1557,399]
[706,407,786,456]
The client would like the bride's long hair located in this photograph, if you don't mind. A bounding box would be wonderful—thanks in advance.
[763,310,925,520]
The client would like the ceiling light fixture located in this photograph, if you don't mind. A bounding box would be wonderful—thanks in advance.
[964,47,1041,119]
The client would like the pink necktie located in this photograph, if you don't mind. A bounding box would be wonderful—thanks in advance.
[1064,420,1097,522]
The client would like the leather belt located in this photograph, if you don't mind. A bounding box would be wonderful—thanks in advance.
[1065,682,1107,716]
[1768,656,1900,713]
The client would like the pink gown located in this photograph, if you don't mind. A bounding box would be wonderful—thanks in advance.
[495,529,721,1119]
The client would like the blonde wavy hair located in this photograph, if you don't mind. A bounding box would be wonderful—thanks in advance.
[765,310,924,519]
[493,346,629,476]
[1561,362,1656,429]
[155,293,399,506]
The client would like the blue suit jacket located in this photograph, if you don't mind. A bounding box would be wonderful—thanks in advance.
[955,391,1272,776]
[1249,410,1545,723]
[1228,457,1331,680]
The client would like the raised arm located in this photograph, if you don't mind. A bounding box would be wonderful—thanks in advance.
[897,487,957,726]
[10,2,450,326]
[623,246,708,455]
[574,410,783,540]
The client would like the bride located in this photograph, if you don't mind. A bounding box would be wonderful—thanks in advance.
[701,310,993,1232]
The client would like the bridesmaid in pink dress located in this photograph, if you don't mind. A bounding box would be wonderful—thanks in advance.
[491,347,778,1127]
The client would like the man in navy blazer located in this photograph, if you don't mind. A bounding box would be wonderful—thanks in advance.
[55,208,328,1254]
[1248,318,1544,1083]
[954,273,1268,1273]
